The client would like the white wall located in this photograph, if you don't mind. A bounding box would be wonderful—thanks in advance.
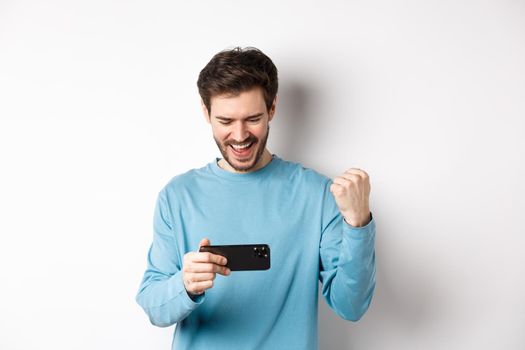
[1,1,524,349]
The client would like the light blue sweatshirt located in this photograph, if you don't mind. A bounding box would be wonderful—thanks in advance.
[135,154,376,350]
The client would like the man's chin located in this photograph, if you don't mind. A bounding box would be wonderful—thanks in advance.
[222,146,259,172]
[224,155,257,172]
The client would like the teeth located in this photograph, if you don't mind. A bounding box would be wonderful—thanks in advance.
[231,142,252,150]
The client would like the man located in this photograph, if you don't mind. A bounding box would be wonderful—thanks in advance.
[135,46,376,350]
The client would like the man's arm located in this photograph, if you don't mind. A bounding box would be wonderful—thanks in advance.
[135,189,203,327]
[319,178,376,321]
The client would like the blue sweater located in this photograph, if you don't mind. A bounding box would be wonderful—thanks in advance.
[136,154,376,349]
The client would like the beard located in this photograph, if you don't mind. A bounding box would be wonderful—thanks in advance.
[214,124,270,173]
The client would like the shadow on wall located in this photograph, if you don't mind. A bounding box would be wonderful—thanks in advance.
[270,78,321,164]
[278,75,439,348]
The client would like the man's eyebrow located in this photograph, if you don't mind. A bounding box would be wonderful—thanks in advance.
[214,113,264,121]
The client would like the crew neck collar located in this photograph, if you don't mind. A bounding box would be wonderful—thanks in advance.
[209,154,280,182]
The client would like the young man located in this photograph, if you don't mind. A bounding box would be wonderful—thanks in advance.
[135,47,376,350]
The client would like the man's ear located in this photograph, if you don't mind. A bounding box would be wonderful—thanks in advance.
[268,95,277,122]
[201,99,211,124]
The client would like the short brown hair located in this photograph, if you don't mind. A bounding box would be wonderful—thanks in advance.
[197,46,278,113]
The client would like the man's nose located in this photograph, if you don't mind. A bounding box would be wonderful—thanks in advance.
[232,122,249,141]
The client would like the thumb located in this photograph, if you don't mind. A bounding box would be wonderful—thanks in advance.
[198,238,211,249]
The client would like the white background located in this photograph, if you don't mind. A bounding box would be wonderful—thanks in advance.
[1,1,524,349]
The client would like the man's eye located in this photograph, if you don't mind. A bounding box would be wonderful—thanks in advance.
[219,119,260,125]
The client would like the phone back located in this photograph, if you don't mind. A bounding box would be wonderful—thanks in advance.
[199,244,271,271]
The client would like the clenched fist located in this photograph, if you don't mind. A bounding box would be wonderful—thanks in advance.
[182,238,231,297]
[330,168,372,227]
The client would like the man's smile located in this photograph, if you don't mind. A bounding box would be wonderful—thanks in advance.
[229,141,256,159]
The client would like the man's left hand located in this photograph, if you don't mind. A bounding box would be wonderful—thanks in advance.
[330,168,371,227]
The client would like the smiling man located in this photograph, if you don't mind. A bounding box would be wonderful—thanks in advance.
[205,86,274,173]
[135,47,376,350]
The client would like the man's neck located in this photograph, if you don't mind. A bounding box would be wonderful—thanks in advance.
[218,149,273,173]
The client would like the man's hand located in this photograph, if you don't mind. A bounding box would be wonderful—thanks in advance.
[330,168,372,227]
[182,238,230,297]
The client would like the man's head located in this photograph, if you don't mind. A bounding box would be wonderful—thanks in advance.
[197,47,278,173]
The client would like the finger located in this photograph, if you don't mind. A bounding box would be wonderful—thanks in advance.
[340,172,362,183]
[198,238,211,249]
[187,280,214,294]
[188,272,216,282]
[186,262,230,274]
[216,266,231,276]
[330,183,344,196]
[193,252,228,265]
[344,168,369,178]
[332,177,352,187]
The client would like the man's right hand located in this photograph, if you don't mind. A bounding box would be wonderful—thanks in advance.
[182,238,230,297]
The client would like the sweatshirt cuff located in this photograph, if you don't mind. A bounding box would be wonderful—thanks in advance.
[168,271,205,310]
[342,212,375,239]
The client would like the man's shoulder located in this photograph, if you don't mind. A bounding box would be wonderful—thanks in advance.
[159,163,210,194]
[276,156,331,186]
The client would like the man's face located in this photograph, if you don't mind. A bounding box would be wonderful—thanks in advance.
[202,87,276,173]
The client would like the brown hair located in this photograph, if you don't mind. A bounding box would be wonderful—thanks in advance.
[197,46,278,113]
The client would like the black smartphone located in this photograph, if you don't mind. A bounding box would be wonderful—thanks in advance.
[199,244,271,271]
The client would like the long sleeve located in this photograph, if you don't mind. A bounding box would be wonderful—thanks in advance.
[135,189,204,327]
[318,179,376,321]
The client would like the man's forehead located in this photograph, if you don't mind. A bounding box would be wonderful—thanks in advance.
[209,89,266,118]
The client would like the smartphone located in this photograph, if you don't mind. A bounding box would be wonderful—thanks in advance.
[199,244,271,271]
